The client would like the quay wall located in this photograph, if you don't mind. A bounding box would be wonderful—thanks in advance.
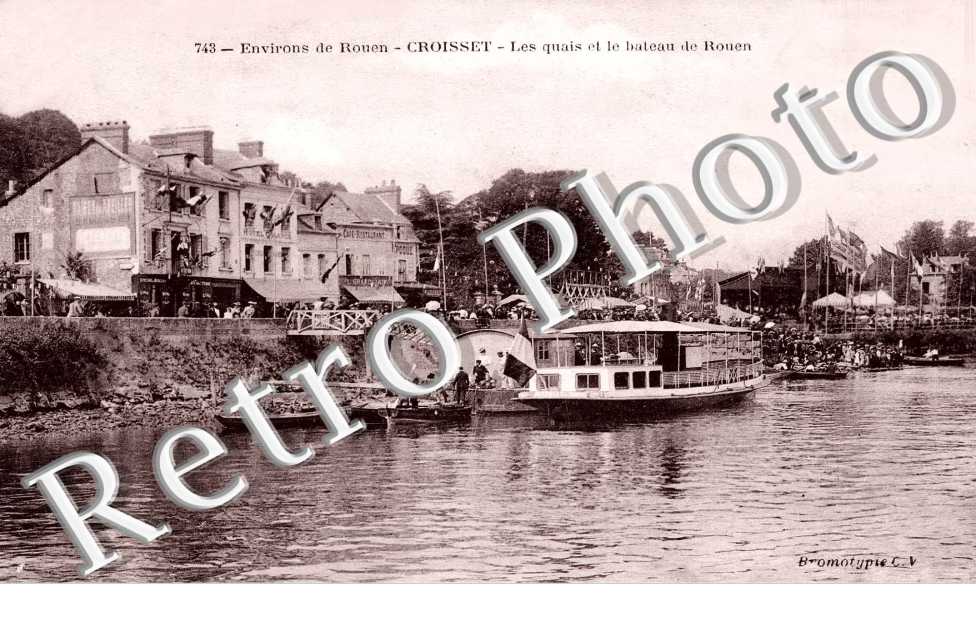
[0,317,367,417]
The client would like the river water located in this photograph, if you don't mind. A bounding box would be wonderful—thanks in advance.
[1,366,974,583]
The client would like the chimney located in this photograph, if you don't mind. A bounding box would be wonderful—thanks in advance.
[364,178,402,214]
[149,127,214,164]
[80,120,130,154]
[238,141,264,158]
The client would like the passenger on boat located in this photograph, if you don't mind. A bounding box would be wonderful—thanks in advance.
[454,367,470,404]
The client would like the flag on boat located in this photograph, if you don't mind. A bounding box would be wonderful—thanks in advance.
[503,318,537,387]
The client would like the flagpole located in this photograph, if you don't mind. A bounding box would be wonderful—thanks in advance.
[824,214,830,333]
[802,241,808,330]
[433,192,447,310]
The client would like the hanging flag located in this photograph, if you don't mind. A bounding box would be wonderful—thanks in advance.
[320,252,341,282]
[432,248,442,272]
[912,254,924,279]
[799,290,807,310]
[503,318,537,387]
[880,245,903,261]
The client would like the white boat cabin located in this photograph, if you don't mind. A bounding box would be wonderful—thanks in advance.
[523,321,763,401]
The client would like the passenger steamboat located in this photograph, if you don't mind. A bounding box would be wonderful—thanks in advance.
[516,321,765,417]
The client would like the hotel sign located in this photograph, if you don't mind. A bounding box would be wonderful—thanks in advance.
[69,193,136,256]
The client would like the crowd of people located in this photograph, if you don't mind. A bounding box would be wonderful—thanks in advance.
[765,326,907,372]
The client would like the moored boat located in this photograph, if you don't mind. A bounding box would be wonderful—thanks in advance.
[385,402,472,425]
[903,356,966,367]
[215,406,353,431]
[783,369,849,380]
[516,321,766,419]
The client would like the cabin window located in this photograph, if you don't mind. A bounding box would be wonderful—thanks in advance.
[613,372,630,390]
[536,341,551,362]
[537,374,560,390]
[576,373,599,390]
[632,371,647,389]
[648,371,662,387]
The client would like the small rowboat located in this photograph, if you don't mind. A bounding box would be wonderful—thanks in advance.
[386,403,472,426]
[903,356,966,367]
[784,370,849,380]
[215,406,352,431]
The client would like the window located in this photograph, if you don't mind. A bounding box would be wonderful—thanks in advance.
[218,191,229,220]
[361,254,371,275]
[244,244,254,272]
[576,374,599,390]
[648,371,662,387]
[397,259,407,282]
[632,371,647,389]
[220,237,231,269]
[263,246,273,273]
[13,232,30,263]
[318,254,326,277]
[92,172,119,194]
[189,234,203,260]
[188,186,202,215]
[613,372,630,390]
[922,281,930,295]
[537,374,560,390]
[303,253,312,278]
[244,203,256,227]
[41,189,53,208]
[281,247,291,274]
[535,341,551,362]
[150,229,163,260]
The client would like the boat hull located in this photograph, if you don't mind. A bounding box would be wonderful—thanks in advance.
[519,384,760,419]
[783,370,849,380]
[903,357,966,367]
[387,404,472,425]
[215,406,353,431]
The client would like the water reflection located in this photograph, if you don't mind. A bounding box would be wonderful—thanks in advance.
[0,366,974,582]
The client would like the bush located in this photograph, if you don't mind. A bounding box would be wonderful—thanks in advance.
[0,321,105,393]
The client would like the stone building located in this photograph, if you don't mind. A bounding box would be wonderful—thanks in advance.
[312,181,427,305]
[0,121,335,314]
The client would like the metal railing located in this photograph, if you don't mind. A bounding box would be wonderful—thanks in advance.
[663,360,764,389]
[285,309,381,335]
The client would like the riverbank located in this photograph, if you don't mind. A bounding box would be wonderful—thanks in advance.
[0,398,217,443]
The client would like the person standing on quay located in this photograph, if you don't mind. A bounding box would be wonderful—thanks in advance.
[454,366,470,405]
[66,297,84,318]
[177,303,190,318]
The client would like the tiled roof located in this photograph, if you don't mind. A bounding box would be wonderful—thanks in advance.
[296,214,337,234]
[321,190,410,225]
[212,148,278,171]
[128,142,242,186]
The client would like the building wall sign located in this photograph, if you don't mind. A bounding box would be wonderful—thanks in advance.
[342,228,388,240]
[69,193,136,256]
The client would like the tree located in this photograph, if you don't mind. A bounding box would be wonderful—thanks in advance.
[0,109,80,193]
[788,238,824,268]
[946,220,976,258]
[61,251,91,282]
[17,109,81,180]
[897,220,945,258]
[307,180,347,209]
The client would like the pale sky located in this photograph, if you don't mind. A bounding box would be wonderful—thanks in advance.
[0,0,973,271]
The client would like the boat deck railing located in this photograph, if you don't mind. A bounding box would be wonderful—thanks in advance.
[663,360,764,389]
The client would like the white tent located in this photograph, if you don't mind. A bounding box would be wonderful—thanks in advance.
[851,290,895,308]
[812,292,851,309]
[716,303,751,321]
[498,294,527,306]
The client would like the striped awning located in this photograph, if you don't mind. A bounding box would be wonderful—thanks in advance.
[342,284,404,304]
[38,278,135,301]
[245,279,338,302]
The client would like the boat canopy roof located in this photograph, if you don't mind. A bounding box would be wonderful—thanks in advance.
[561,321,704,335]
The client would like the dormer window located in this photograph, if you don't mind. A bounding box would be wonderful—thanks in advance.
[184,154,193,169]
